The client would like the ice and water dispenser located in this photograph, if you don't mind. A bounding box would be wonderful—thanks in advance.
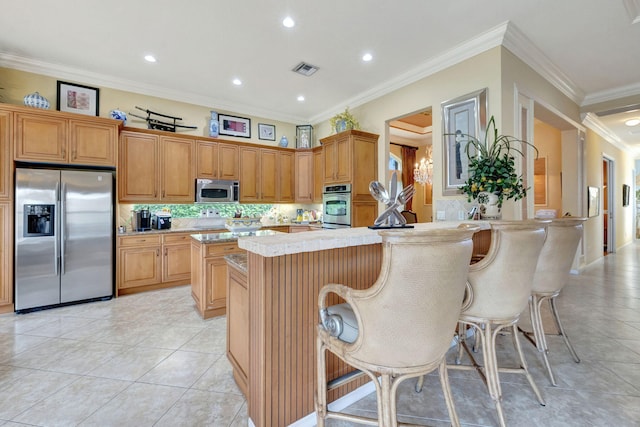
[23,204,55,237]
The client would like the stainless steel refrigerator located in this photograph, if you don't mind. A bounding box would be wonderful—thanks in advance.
[15,168,114,312]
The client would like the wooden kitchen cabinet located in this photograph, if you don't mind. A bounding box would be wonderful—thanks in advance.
[0,111,12,200]
[160,136,195,202]
[352,202,378,228]
[14,110,118,166]
[0,202,13,312]
[196,140,239,180]
[320,130,378,201]
[117,231,200,295]
[239,146,278,202]
[118,130,194,203]
[117,235,162,292]
[295,150,313,203]
[227,259,249,396]
[278,150,295,202]
[313,147,323,203]
[162,233,192,283]
[191,240,243,319]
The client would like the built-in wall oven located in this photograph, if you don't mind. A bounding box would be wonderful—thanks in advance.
[322,184,351,229]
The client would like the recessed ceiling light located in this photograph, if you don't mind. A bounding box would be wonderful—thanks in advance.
[625,118,640,126]
[144,54,157,63]
[282,16,295,28]
[297,95,305,102]
[232,78,242,86]
[362,53,373,62]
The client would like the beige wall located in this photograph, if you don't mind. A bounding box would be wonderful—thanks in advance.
[0,67,299,147]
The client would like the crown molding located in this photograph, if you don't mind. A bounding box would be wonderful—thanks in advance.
[582,112,637,155]
[308,22,509,124]
[0,53,307,124]
[502,22,584,105]
[581,81,640,107]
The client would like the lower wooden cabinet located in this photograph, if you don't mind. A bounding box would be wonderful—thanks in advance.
[191,240,243,319]
[227,260,249,397]
[117,231,211,295]
[0,202,13,313]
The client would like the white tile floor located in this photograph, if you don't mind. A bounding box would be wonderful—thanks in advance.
[0,242,639,426]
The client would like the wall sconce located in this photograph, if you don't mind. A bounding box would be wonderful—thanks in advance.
[413,145,433,185]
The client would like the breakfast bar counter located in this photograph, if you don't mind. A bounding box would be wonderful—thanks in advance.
[235,222,489,427]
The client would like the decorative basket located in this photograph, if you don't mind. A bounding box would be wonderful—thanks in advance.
[23,92,50,109]
[225,217,262,233]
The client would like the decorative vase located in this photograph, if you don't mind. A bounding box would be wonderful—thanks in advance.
[109,109,127,125]
[335,119,347,133]
[209,111,219,138]
[23,92,50,109]
[478,192,501,220]
[279,135,289,147]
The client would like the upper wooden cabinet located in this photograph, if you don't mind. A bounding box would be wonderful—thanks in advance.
[14,110,119,166]
[295,150,313,203]
[240,146,291,203]
[313,147,323,203]
[0,111,12,200]
[320,130,378,201]
[119,131,195,203]
[196,140,239,180]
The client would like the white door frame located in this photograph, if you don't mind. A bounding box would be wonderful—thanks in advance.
[603,154,615,253]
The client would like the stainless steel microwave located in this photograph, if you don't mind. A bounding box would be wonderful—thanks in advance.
[195,179,240,203]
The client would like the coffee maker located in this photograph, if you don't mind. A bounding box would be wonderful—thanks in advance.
[133,208,151,231]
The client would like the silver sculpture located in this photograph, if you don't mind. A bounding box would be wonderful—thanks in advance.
[369,171,415,227]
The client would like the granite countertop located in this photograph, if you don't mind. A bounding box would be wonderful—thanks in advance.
[238,221,491,257]
[225,253,248,272]
[118,226,225,237]
[191,229,281,244]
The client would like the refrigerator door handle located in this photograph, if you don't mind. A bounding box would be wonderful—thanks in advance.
[54,181,60,276]
[60,182,66,276]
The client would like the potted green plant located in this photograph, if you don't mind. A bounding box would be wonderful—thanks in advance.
[329,107,360,133]
[458,116,537,217]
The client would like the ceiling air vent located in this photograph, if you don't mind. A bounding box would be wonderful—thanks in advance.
[292,62,319,77]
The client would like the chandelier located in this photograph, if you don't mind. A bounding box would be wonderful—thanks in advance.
[413,145,433,185]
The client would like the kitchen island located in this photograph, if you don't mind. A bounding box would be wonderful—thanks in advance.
[234,222,489,427]
[190,230,280,319]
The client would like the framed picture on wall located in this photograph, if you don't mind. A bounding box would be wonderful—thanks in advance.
[56,81,100,116]
[258,123,276,141]
[623,184,630,207]
[441,88,487,196]
[588,186,600,217]
[219,114,251,138]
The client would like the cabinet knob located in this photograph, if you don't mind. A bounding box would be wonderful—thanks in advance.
[156,249,160,257]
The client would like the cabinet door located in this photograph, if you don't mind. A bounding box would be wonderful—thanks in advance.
[218,143,239,180]
[313,148,323,203]
[352,202,377,228]
[323,140,337,183]
[239,146,260,201]
[260,149,277,202]
[351,134,378,201]
[335,136,352,182]
[0,202,12,309]
[227,265,249,392]
[119,132,159,202]
[205,256,230,311]
[163,243,191,282]
[69,119,117,166]
[0,111,11,200]
[161,136,195,201]
[196,141,218,179]
[15,112,67,162]
[118,245,162,289]
[278,151,295,202]
[295,151,313,203]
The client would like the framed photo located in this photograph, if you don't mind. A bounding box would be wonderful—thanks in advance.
[441,88,487,196]
[258,123,276,141]
[296,125,313,148]
[219,114,251,138]
[588,186,600,217]
[56,81,99,116]
[623,184,630,207]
